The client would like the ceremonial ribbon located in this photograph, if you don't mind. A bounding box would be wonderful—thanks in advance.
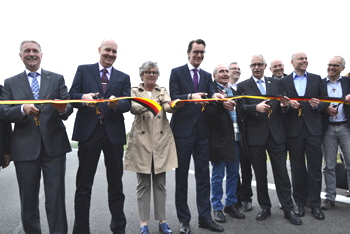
[169,95,347,109]
[0,97,162,116]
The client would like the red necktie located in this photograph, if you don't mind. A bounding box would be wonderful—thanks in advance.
[101,68,108,92]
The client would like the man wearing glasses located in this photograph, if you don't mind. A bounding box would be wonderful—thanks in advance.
[228,62,241,90]
[321,56,350,209]
[280,52,328,221]
[169,39,224,233]
[237,54,301,225]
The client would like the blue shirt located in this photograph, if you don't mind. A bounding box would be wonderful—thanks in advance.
[293,71,307,96]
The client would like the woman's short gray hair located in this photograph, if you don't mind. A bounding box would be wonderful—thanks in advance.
[139,61,160,79]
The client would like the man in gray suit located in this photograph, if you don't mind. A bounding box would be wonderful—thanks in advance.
[0,40,73,234]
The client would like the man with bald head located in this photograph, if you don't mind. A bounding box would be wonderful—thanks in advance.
[70,39,131,234]
[228,62,241,89]
[237,55,301,225]
[270,60,287,79]
[280,52,328,221]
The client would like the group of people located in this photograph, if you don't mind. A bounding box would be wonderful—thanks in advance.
[0,38,349,234]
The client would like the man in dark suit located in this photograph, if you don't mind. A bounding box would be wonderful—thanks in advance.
[0,85,11,171]
[69,39,130,234]
[280,52,328,220]
[237,54,301,225]
[269,60,287,79]
[169,39,224,233]
[321,56,350,210]
[0,40,72,233]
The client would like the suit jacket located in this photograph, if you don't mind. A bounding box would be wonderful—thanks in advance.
[69,63,131,145]
[0,85,11,166]
[206,81,236,162]
[321,76,350,132]
[169,64,215,138]
[0,70,73,161]
[237,76,286,146]
[280,72,328,137]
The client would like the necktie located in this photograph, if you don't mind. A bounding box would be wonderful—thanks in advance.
[29,72,40,99]
[192,68,199,92]
[101,68,109,92]
[257,79,266,95]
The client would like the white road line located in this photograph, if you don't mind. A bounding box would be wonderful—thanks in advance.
[183,169,350,204]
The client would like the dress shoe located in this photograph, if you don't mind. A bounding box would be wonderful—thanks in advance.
[179,223,190,234]
[223,206,245,219]
[140,225,149,234]
[321,199,335,210]
[213,210,226,223]
[242,201,253,212]
[198,219,224,232]
[311,208,325,220]
[159,222,172,234]
[294,204,305,217]
[256,208,271,221]
[284,211,302,225]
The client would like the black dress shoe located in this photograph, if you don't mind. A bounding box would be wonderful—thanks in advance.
[198,219,224,232]
[213,210,226,223]
[311,208,325,220]
[284,211,302,225]
[256,208,271,221]
[179,222,190,234]
[223,206,245,219]
[294,204,305,217]
[242,201,253,212]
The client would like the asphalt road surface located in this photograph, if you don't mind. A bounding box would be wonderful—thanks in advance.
[1,150,350,234]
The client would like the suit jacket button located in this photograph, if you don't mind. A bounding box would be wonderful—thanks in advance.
[141,131,145,134]
[160,131,163,134]
[158,116,161,119]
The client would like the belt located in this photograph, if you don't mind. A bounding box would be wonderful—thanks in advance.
[329,121,347,126]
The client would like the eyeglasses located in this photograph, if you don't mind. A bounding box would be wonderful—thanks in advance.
[250,63,265,68]
[229,67,241,71]
[192,50,206,55]
[144,71,158,75]
[327,64,343,68]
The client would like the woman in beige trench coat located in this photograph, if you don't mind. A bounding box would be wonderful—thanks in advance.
[124,61,178,234]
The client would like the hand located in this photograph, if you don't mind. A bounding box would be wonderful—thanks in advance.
[2,154,10,168]
[23,104,40,116]
[223,100,235,111]
[82,92,99,107]
[280,96,291,107]
[52,100,67,113]
[108,95,119,108]
[175,101,185,109]
[309,98,319,108]
[213,93,225,99]
[345,94,350,104]
[326,105,338,116]
[191,92,209,105]
[256,100,271,113]
[290,100,301,109]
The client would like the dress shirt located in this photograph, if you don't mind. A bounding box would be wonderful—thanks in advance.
[187,63,201,83]
[252,76,266,92]
[21,68,42,115]
[326,76,346,122]
[99,63,112,80]
[292,71,307,96]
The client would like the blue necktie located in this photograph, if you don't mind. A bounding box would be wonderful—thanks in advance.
[29,72,40,99]
[192,68,199,92]
[257,79,266,95]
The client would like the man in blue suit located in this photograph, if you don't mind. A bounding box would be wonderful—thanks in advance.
[69,39,131,234]
[169,39,224,233]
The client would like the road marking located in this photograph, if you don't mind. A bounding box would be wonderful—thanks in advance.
[184,169,350,204]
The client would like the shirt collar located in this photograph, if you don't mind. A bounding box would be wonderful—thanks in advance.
[25,68,42,75]
[326,76,342,83]
[293,71,308,79]
[252,76,265,83]
[99,63,112,74]
[187,63,201,72]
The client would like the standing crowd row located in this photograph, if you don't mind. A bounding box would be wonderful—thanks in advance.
[0,38,349,234]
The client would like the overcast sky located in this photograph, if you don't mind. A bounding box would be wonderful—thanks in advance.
[1,0,349,136]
